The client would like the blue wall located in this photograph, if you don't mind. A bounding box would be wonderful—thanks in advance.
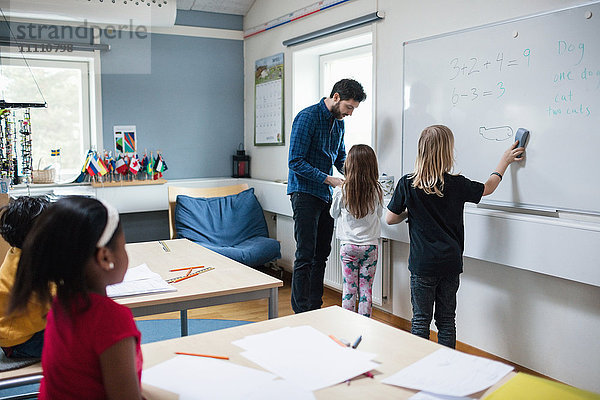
[100,36,243,179]
[100,11,244,179]
[1,11,243,180]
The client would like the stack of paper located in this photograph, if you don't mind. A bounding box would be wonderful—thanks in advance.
[142,355,316,400]
[232,325,379,391]
[382,347,513,397]
[107,263,176,298]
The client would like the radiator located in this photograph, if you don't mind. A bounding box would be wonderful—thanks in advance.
[324,238,390,306]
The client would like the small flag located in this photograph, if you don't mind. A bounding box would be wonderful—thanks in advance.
[96,155,109,176]
[129,154,141,174]
[104,152,114,174]
[153,154,166,180]
[50,149,60,157]
[88,152,107,176]
[140,153,148,169]
[146,152,153,175]
[115,155,128,175]
[81,150,93,173]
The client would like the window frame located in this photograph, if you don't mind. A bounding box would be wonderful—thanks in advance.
[291,27,375,148]
[0,47,103,183]
[319,43,373,149]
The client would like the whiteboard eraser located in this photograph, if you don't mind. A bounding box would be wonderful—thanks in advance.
[515,128,529,158]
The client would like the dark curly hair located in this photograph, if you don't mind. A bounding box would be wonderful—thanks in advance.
[329,78,367,102]
[0,196,50,248]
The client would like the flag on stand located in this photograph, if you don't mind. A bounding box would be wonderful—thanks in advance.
[87,152,107,176]
[96,155,108,176]
[81,150,93,173]
[140,152,149,171]
[109,156,117,175]
[153,153,167,180]
[146,152,154,175]
[129,154,141,174]
[74,150,93,182]
[104,152,114,175]
[115,155,128,175]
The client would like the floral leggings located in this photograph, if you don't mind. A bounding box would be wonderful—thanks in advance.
[340,244,378,317]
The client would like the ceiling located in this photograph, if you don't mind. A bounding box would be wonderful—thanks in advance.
[176,0,256,16]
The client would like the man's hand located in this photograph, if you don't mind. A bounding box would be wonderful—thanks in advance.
[324,176,345,187]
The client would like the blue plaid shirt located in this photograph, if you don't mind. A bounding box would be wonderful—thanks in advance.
[287,98,346,202]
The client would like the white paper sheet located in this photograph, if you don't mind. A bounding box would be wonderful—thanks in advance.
[142,355,279,399]
[121,263,160,281]
[245,380,316,400]
[410,391,473,400]
[232,325,379,391]
[381,348,513,397]
[107,263,175,298]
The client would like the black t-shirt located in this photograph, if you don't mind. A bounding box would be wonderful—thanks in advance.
[387,173,484,276]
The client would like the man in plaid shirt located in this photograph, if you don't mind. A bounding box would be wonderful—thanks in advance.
[287,79,366,313]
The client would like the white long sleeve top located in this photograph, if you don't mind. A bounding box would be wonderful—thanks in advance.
[330,187,382,246]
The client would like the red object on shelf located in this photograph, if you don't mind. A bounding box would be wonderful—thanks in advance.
[232,149,250,178]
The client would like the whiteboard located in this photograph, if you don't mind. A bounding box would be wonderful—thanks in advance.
[402,3,600,215]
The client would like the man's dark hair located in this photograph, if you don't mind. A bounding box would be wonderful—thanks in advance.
[329,79,367,102]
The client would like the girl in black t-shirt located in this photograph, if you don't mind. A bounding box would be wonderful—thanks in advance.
[386,125,524,348]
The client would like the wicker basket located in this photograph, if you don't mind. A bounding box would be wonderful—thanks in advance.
[32,159,56,184]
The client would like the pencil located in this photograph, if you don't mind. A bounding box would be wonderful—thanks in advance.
[169,266,205,272]
[159,240,170,252]
[170,271,201,283]
[328,334,347,348]
[175,352,229,360]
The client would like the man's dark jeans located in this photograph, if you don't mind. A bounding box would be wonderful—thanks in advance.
[290,192,334,313]
[410,273,460,348]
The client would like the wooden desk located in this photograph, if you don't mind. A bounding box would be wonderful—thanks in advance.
[121,239,283,336]
[0,239,282,392]
[141,306,515,399]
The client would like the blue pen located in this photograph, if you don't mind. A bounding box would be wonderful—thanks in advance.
[352,335,362,349]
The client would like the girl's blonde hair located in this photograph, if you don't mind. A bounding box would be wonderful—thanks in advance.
[410,125,455,197]
[342,144,382,219]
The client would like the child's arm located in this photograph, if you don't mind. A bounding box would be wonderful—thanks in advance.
[483,141,525,196]
[386,210,408,225]
[100,336,142,400]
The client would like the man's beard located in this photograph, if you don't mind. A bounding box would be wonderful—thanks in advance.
[331,102,344,120]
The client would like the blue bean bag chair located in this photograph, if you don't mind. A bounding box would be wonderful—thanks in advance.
[174,188,281,267]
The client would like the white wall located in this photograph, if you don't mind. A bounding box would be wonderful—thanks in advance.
[243,0,600,392]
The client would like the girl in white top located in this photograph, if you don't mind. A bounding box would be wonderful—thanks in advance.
[330,144,383,317]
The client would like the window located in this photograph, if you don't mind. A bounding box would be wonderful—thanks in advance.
[320,44,372,149]
[0,51,100,183]
[292,30,374,156]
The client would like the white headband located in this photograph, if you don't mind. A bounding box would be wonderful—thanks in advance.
[96,200,120,248]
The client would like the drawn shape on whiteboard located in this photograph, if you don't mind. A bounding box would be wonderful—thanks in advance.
[479,126,513,141]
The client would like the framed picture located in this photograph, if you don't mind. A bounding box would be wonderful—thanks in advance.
[113,125,136,153]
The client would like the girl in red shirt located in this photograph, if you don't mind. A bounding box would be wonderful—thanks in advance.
[9,197,143,400]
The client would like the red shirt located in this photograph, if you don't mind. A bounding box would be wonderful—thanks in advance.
[39,293,142,399]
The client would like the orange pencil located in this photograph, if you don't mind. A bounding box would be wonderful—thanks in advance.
[328,334,347,348]
[175,352,229,360]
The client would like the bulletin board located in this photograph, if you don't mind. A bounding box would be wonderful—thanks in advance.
[254,53,284,146]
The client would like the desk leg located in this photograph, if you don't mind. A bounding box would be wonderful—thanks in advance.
[268,287,278,319]
[180,310,188,336]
